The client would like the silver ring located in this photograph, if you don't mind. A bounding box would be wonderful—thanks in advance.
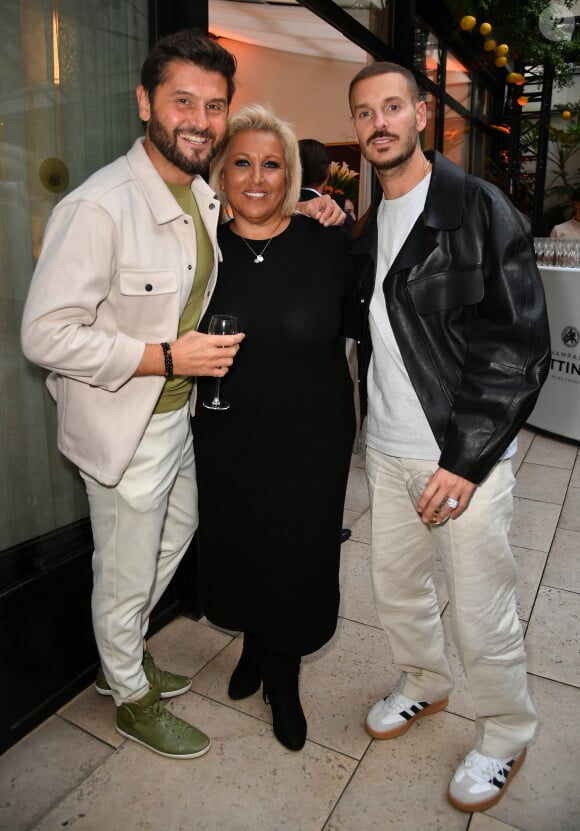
[446,497,459,510]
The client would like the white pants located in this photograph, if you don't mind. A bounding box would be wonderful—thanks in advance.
[366,448,538,758]
[81,404,197,705]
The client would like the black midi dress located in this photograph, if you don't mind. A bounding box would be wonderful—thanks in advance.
[193,215,355,656]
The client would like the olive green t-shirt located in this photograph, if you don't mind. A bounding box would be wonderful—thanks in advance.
[154,182,214,414]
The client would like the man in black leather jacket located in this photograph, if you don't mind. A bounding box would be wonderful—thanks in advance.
[348,61,550,813]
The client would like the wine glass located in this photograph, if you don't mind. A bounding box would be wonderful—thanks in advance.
[203,314,239,411]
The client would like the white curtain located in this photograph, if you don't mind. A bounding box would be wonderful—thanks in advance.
[0,0,148,548]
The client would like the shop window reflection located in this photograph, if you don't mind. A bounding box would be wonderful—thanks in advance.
[444,105,469,170]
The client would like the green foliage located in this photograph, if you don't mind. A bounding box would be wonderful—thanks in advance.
[445,0,579,87]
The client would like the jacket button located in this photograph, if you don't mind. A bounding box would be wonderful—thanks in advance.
[188,264,192,270]
[184,219,189,224]
[145,283,153,292]
[209,203,216,210]
[357,340,361,344]
[360,298,365,303]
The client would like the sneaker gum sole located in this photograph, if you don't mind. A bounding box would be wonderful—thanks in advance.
[115,724,211,760]
[365,696,449,740]
[447,748,527,813]
[96,680,192,699]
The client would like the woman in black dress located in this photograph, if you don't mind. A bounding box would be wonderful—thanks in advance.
[194,104,355,750]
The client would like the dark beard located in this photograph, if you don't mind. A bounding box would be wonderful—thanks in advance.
[148,113,217,177]
[369,128,418,172]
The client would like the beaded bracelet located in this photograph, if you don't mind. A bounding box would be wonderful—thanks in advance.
[161,342,173,378]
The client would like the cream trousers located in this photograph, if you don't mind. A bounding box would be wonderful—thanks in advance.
[366,447,538,758]
[81,404,197,705]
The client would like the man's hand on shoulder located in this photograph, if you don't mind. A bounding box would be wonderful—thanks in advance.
[297,194,346,227]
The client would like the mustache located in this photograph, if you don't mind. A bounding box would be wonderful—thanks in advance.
[176,127,216,142]
[367,130,398,145]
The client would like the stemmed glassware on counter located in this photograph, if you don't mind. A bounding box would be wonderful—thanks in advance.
[534,237,580,268]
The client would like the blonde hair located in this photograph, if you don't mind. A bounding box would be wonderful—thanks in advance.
[210,103,301,218]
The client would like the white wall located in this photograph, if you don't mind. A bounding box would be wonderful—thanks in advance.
[218,36,362,144]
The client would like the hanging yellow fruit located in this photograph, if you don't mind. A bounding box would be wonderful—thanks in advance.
[479,22,492,35]
[494,56,508,67]
[460,15,477,30]
[517,96,528,106]
[484,39,497,51]
[562,110,572,119]
[496,44,509,57]
[506,71,523,84]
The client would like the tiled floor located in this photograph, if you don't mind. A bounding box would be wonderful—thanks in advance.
[1,428,579,831]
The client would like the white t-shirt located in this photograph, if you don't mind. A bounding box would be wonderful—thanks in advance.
[366,173,516,464]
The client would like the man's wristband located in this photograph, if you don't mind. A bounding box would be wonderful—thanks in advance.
[161,342,173,378]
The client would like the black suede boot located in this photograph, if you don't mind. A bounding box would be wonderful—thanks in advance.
[228,632,264,700]
[262,652,307,751]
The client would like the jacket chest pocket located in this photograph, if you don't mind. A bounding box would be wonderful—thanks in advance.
[116,270,179,339]
[120,270,178,296]
[407,267,484,314]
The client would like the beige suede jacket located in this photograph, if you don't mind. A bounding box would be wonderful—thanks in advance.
[21,138,221,485]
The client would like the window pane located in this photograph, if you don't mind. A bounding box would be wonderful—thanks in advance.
[444,105,469,170]
[415,22,440,87]
[470,126,491,178]
[446,50,471,112]
[422,91,437,151]
[1,0,148,549]
[343,0,392,46]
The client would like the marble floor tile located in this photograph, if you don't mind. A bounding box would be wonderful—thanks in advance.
[570,453,580,487]
[192,619,398,759]
[147,615,235,675]
[342,507,361,529]
[59,685,122,748]
[344,466,370,514]
[338,539,380,628]
[34,697,357,831]
[300,618,399,758]
[558,485,580,531]
[350,507,371,545]
[513,462,571,504]
[542,528,580,593]
[509,497,560,552]
[511,428,536,474]
[486,675,580,831]
[512,545,549,622]
[469,814,526,831]
[0,716,111,831]
[324,712,474,831]
[525,586,580,686]
[524,434,578,469]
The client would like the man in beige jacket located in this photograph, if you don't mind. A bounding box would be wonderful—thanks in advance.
[21,30,244,760]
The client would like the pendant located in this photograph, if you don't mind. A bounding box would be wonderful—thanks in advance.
[254,255,264,263]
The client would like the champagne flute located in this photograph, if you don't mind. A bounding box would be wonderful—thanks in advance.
[203,314,239,411]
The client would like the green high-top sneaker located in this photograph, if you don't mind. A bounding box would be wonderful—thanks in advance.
[96,650,192,698]
[116,687,211,759]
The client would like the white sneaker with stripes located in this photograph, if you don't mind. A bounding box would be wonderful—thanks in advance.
[365,689,449,740]
[448,748,527,812]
